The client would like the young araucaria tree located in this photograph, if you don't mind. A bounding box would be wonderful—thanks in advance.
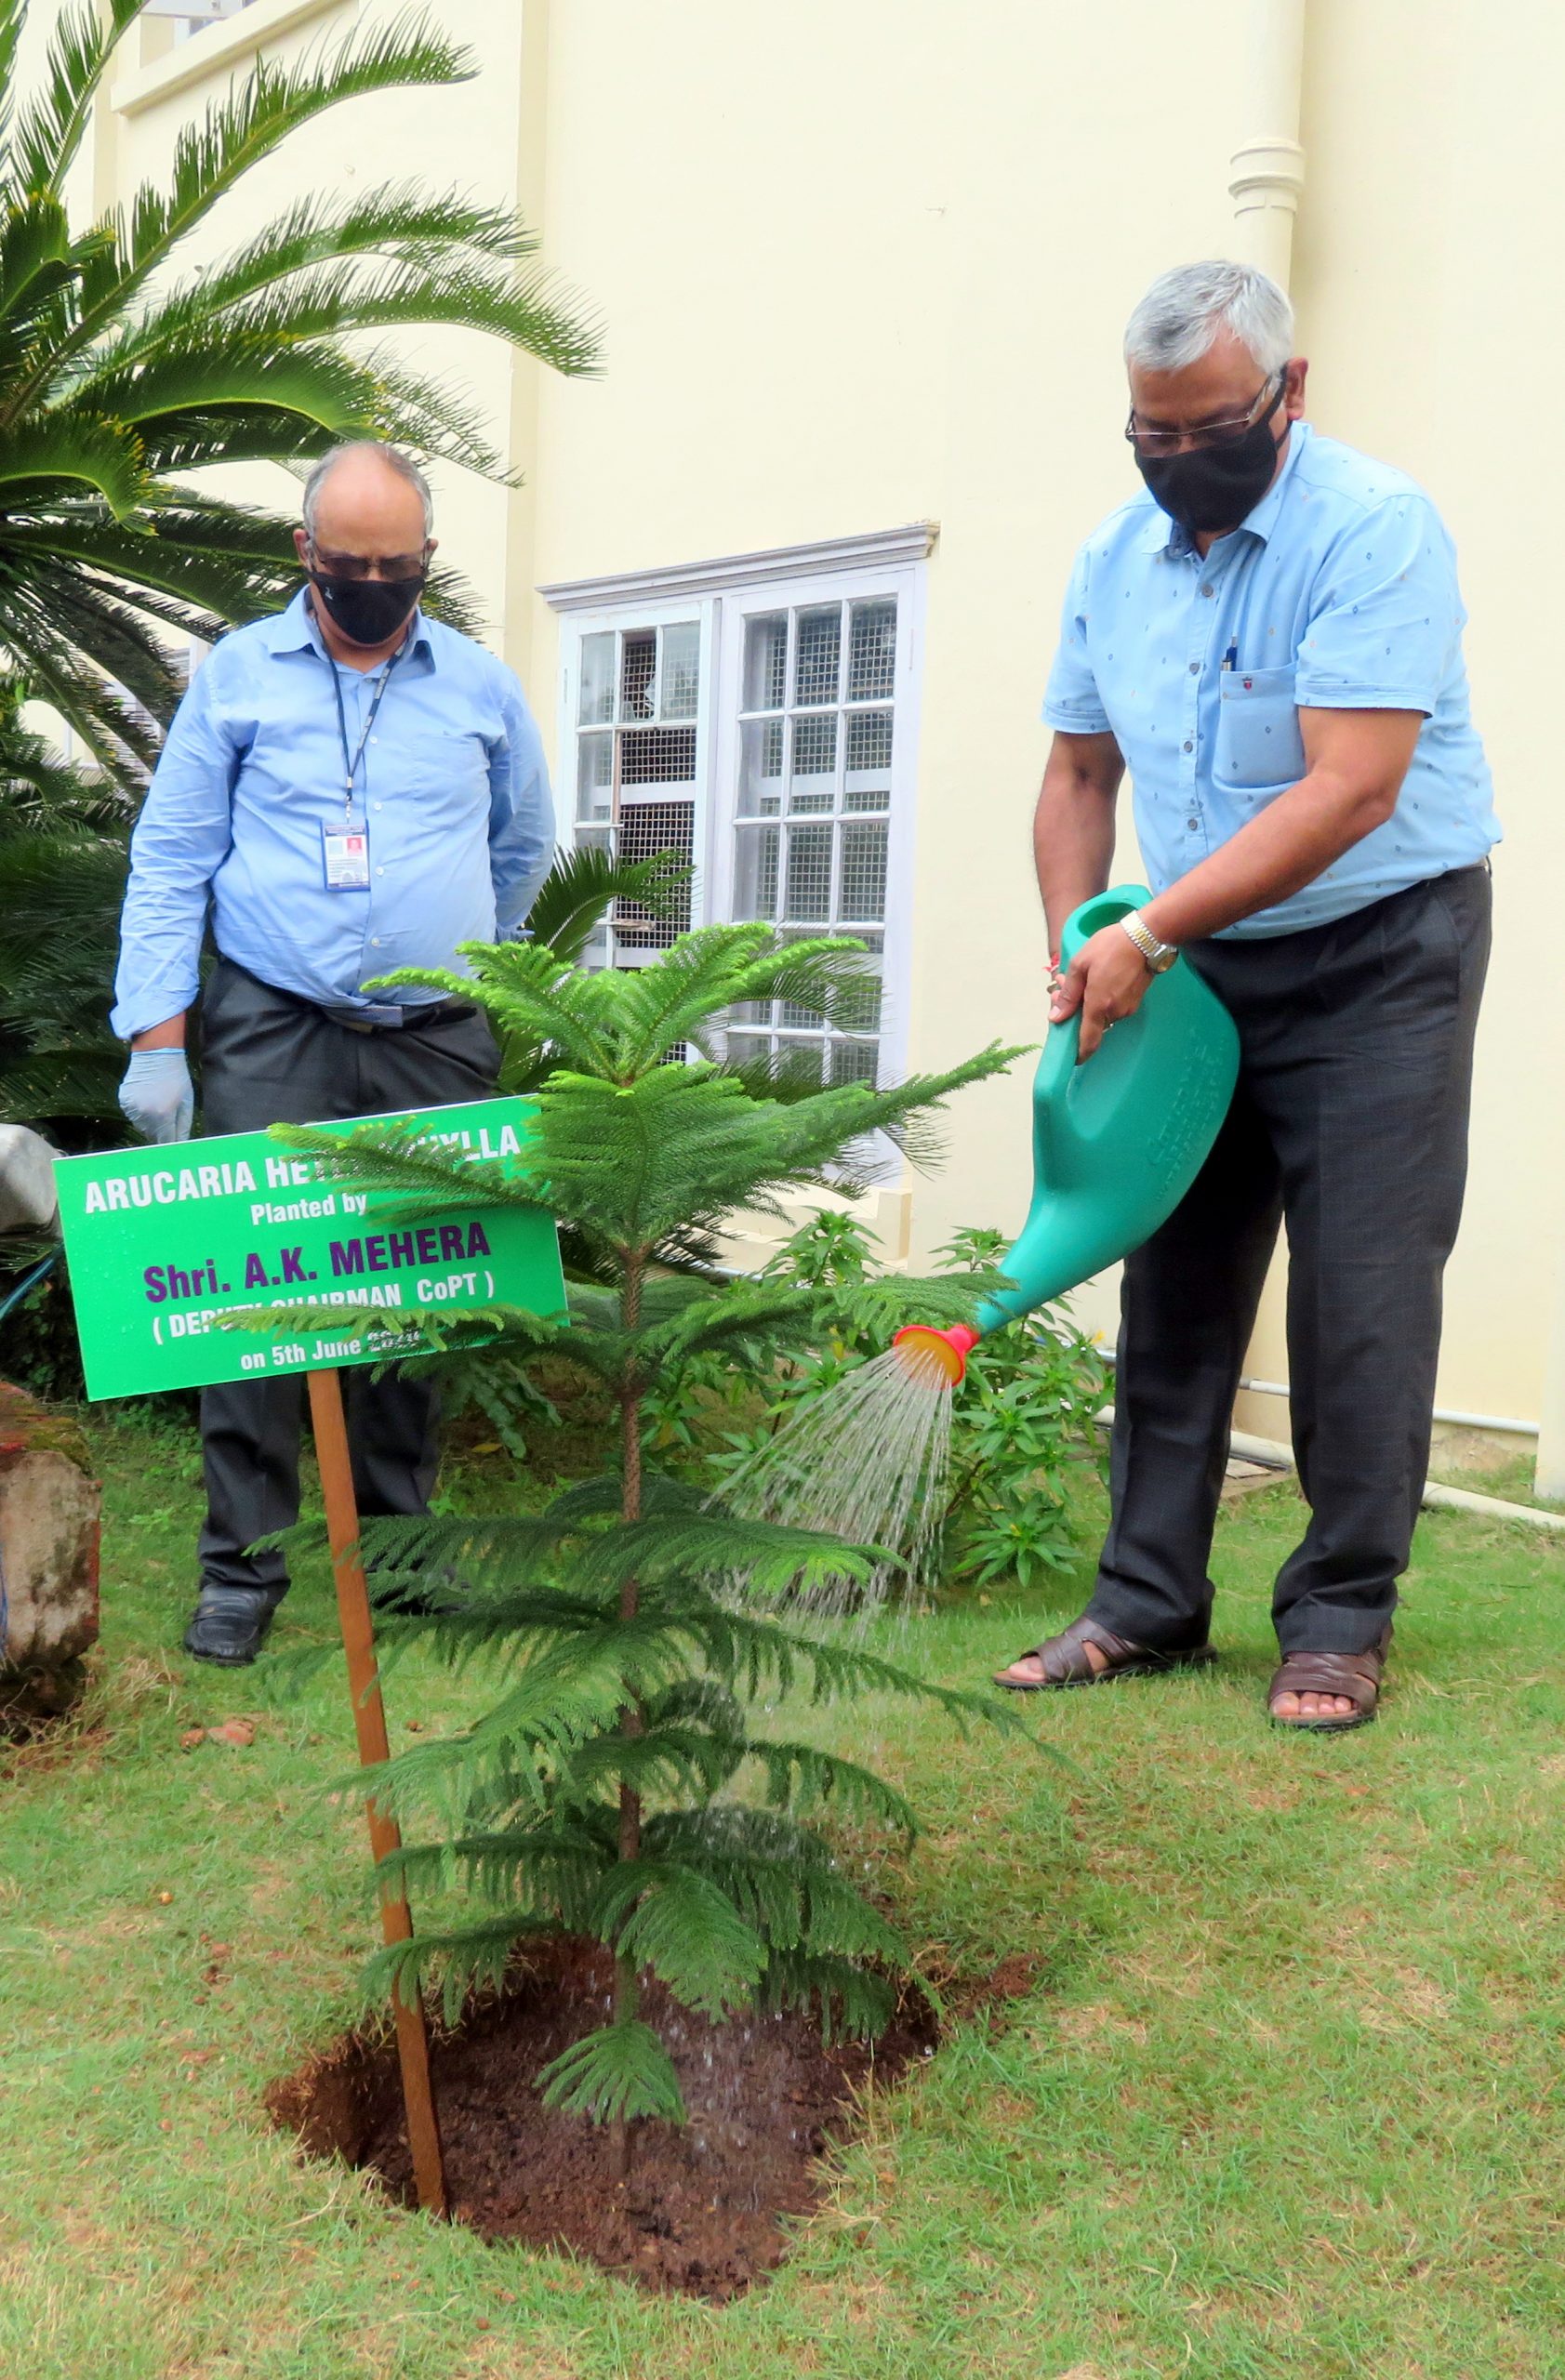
[274,926,1024,2156]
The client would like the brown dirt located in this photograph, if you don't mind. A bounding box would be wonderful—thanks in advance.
[268,1936,954,2300]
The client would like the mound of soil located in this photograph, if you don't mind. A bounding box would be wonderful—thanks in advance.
[269,1936,948,2299]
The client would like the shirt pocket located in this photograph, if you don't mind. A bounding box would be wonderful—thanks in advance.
[1214,666,1306,792]
[399,723,491,802]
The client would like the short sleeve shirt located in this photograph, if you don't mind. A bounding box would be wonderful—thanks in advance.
[1041,422,1500,935]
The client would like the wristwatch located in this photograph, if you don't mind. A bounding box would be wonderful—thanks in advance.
[1118,913,1179,974]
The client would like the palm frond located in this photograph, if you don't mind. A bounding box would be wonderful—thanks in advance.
[20,14,481,400]
[4,0,142,204]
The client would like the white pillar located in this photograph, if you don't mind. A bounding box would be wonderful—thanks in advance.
[1228,0,1308,290]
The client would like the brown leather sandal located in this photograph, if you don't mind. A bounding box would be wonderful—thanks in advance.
[1267,1629,1391,1733]
[994,1614,1217,1691]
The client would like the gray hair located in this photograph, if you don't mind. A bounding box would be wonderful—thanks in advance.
[1124,260,1294,377]
[301,441,434,540]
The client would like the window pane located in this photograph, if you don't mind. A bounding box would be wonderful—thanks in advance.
[724,1032,772,1069]
[840,820,888,921]
[577,731,613,825]
[614,800,694,947]
[579,631,615,725]
[620,726,696,786]
[834,965,882,1035]
[784,821,834,921]
[621,628,657,721]
[743,613,788,712]
[793,605,841,707]
[829,1036,879,1087]
[660,621,699,720]
[847,598,897,701]
[845,707,893,774]
[739,717,783,815]
[789,712,836,811]
[734,823,781,921]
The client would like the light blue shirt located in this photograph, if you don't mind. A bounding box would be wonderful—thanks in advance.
[112,590,554,1038]
[1042,421,1500,936]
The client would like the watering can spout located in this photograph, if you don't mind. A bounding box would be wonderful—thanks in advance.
[895,886,1240,1379]
[892,1322,980,1385]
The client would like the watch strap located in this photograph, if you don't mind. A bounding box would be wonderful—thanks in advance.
[1119,913,1177,972]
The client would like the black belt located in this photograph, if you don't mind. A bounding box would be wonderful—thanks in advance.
[215,956,478,1036]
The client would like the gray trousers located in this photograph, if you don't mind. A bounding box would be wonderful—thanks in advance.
[195,959,500,1598]
[1085,864,1492,1658]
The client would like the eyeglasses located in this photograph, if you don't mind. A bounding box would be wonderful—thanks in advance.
[1124,368,1286,459]
[307,540,430,582]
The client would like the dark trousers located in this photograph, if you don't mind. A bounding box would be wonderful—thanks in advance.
[1086,865,1492,1658]
[195,959,500,1599]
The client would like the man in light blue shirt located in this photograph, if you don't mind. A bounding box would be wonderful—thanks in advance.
[993,262,1496,1731]
[113,441,554,1664]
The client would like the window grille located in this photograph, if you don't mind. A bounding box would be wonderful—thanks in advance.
[728,594,897,1085]
[573,619,700,966]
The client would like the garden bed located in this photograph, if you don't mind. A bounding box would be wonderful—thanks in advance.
[269,1937,972,2300]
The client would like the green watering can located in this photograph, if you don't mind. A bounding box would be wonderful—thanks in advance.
[894,885,1240,1384]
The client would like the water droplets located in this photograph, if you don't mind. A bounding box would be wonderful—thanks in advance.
[718,1347,954,1618]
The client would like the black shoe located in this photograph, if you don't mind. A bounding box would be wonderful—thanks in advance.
[182,1585,282,1666]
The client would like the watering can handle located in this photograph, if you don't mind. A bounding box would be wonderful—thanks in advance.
[1040,883,1154,1086]
[1057,882,1151,969]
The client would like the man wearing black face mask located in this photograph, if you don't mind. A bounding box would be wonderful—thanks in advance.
[994,260,1499,1731]
[112,441,553,1663]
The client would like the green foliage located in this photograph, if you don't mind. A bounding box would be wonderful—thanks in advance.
[0,693,128,1146]
[0,2,599,773]
[931,1226,1110,1588]
[646,1213,1110,1590]
[272,925,1027,2135]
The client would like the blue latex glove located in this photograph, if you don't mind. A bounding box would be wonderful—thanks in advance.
[118,1048,194,1144]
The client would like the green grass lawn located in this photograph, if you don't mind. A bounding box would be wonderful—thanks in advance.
[4,1414,1565,2379]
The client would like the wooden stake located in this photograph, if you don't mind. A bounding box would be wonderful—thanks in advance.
[306,1367,448,2219]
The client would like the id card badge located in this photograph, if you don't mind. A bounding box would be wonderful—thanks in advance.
[323,823,371,891]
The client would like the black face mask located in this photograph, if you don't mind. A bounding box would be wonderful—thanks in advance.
[1135,383,1287,536]
[310,569,425,648]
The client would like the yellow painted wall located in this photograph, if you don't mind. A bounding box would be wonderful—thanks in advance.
[68,0,1565,1427]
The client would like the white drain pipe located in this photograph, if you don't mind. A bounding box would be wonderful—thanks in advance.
[1240,1376,1539,1441]
[1228,0,1308,289]
[1225,1424,1565,1537]
[1098,1409,1565,1537]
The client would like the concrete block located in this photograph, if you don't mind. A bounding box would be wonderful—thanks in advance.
[0,1383,100,1726]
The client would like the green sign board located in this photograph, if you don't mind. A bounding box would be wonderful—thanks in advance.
[53,1098,565,1402]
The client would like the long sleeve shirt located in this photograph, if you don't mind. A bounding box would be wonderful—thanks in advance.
[111,589,554,1038]
[1041,421,1500,936]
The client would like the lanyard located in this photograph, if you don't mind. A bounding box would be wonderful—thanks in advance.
[326,642,403,824]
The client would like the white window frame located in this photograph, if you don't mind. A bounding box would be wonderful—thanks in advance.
[543,524,935,1086]
[707,563,922,1089]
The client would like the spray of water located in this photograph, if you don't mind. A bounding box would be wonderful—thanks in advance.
[718,1341,955,1619]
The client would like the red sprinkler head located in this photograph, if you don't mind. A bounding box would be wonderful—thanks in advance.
[891,1323,980,1387]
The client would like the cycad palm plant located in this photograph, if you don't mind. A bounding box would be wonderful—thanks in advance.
[0,0,598,772]
[272,926,1026,2149]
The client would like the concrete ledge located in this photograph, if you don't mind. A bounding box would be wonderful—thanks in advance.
[111,0,352,118]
